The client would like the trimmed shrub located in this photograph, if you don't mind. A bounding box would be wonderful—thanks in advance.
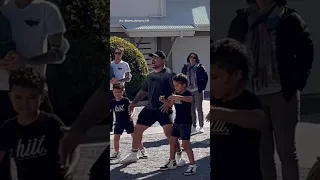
[110,36,148,99]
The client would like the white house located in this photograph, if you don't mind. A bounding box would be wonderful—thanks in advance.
[110,0,210,92]
[212,0,320,95]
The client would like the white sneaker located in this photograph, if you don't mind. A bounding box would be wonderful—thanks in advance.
[176,153,186,167]
[159,159,177,170]
[184,164,197,176]
[139,148,148,159]
[191,126,197,134]
[119,151,138,164]
[110,151,121,160]
[198,127,204,133]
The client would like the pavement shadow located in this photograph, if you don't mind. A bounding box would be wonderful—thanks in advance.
[110,156,210,180]
[143,133,207,149]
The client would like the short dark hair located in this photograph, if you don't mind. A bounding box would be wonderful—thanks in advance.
[172,73,188,85]
[210,38,252,81]
[9,68,45,93]
[246,0,287,5]
[113,83,124,91]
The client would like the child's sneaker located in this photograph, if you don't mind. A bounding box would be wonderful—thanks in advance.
[110,152,121,160]
[160,159,177,170]
[176,153,186,167]
[139,148,148,159]
[184,164,197,176]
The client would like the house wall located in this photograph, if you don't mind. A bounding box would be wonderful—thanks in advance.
[211,0,320,94]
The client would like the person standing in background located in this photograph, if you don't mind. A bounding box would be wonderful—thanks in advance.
[181,52,208,133]
[228,0,314,179]
[110,47,132,131]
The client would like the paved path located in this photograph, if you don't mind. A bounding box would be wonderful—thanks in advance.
[110,100,210,180]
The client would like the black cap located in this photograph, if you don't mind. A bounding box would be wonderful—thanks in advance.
[148,50,166,60]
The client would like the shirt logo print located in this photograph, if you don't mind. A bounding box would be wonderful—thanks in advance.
[25,19,40,27]
[211,120,229,135]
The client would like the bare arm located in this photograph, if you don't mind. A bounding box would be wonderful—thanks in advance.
[66,147,80,172]
[172,95,193,103]
[132,90,148,104]
[212,106,265,130]
[160,96,174,107]
[26,33,69,65]
[118,72,132,83]
[71,82,109,134]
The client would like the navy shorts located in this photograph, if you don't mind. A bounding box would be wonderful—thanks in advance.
[171,123,192,140]
[114,121,134,135]
[137,108,173,127]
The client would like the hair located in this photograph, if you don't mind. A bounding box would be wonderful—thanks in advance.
[9,68,45,93]
[115,47,124,53]
[113,83,124,91]
[210,38,252,81]
[186,52,200,63]
[172,73,188,85]
[246,0,287,5]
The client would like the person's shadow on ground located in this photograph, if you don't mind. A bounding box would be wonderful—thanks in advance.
[110,156,210,180]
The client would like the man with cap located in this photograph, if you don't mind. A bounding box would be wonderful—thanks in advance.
[119,50,185,165]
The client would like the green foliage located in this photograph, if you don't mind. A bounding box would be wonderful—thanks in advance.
[46,0,110,124]
[110,36,148,99]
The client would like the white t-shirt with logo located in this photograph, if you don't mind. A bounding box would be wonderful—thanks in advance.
[0,0,66,90]
[110,60,131,86]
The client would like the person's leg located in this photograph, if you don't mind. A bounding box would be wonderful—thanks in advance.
[190,92,197,129]
[258,95,277,180]
[113,134,121,152]
[0,91,14,180]
[271,92,299,180]
[120,108,155,163]
[194,91,204,129]
[127,121,147,158]
[180,124,194,164]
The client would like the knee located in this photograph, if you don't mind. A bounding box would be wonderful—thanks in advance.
[182,141,191,149]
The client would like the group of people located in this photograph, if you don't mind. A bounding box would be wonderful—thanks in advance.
[109,48,208,176]
[210,0,314,180]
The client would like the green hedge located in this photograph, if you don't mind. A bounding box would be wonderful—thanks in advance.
[110,36,148,99]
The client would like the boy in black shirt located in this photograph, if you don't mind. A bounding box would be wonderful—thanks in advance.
[0,68,80,180]
[210,38,266,180]
[110,84,146,160]
[159,74,196,176]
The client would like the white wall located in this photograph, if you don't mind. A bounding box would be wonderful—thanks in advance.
[171,36,210,91]
[110,0,163,17]
[211,0,320,94]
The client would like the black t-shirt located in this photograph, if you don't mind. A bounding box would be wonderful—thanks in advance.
[174,90,192,124]
[210,90,262,180]
[142,68,175,110]
[0,112,66,180]
[110,97,131,122]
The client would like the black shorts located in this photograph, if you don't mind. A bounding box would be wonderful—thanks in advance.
[114,121,134,134]
[171,123,192,140]
[137,108,172,127]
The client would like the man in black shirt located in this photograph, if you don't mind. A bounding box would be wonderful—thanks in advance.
[210,38,266,180]
[119,51,184,165]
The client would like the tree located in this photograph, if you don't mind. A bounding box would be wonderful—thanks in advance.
[47,0,109,125]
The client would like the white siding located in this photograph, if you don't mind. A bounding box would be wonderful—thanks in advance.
[127,37,157,72]
[110,0,164,17]
[171,36,210,91]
